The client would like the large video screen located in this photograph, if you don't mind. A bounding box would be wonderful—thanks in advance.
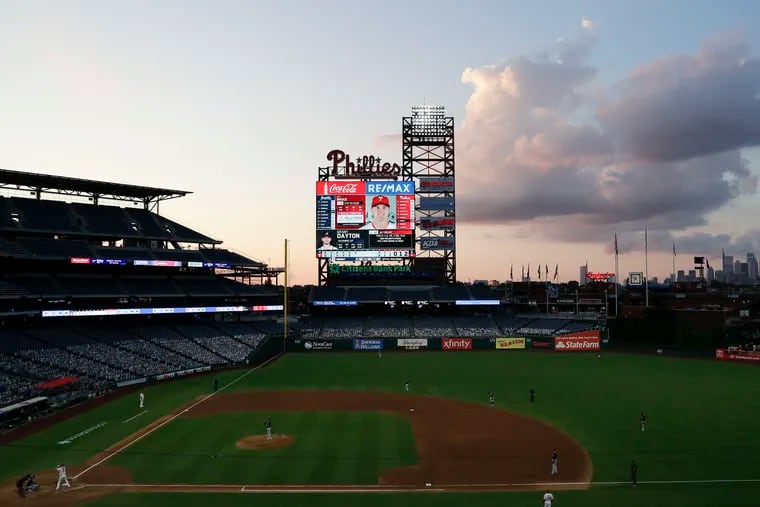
[316,180,415,260]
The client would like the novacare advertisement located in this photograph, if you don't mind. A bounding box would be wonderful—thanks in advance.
[495,338,526,350]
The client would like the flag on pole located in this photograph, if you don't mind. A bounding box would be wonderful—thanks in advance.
[673,242,676,257]
[706,258,711,270]
[545,264,549,279]
[510,265,513,281]
[553,264,559,281]
[528,264,531,279]
[522,265,525,279]
[538,265,542,279]
[614,231,619,255]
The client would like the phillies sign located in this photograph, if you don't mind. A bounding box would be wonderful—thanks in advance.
[442,338,472,350]
[327,149,401,180]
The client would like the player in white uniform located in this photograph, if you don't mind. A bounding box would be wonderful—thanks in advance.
[55,464,70,491]
[265,418,272,440]
[139,392,144,409]
[543,491,554,507]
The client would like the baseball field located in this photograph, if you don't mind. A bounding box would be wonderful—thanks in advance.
[1,350,759,506]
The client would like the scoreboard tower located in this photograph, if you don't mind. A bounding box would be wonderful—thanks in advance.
[316,106,456,286]
[404,106,456,284]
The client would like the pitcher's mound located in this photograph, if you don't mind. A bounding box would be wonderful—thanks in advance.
[236,434,294,450]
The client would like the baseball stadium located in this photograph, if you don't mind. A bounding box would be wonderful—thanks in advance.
[1,107,759,507]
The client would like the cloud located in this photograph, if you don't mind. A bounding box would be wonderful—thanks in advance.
[457,30,759,239]
[374,133,401,148]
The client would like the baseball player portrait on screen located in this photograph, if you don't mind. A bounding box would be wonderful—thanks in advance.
[360,195,396,230]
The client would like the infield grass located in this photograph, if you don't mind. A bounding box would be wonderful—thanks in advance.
[2,351,759,507]
[110,411,417,484]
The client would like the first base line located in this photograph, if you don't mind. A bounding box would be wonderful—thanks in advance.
[73,353,283,481]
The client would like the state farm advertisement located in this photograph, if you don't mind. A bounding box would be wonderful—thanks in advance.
[496,338,526,350]
[554,330,600,352]
[442,338,472,351]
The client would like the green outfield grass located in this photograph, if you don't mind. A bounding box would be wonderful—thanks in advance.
[110,411,417,484]
[1,351,759,507]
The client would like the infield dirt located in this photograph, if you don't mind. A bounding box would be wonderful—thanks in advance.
[0,390,592,506]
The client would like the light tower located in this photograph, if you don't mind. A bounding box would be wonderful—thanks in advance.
[403,106,456,284]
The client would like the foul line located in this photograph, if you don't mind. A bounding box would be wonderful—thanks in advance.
[122,410,148,423]
[73,353,283,481]
[74,477,760,493]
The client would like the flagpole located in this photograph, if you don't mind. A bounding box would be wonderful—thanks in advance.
[644,227,649,307]
[283,238,289,347]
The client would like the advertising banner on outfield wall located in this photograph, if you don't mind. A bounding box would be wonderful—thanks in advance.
[303,340,335,351]
[554,331,600,352]
[530,338,554,350]
[441,338,472,350]
[715,348,760,362]
[495,338,526,350]
[117,377,147,387]
[353,339,384,351]
[397,338,428,350]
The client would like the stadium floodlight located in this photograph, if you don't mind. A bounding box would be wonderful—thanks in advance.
[410,106,448,135]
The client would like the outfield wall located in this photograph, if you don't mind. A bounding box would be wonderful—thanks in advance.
[286,330,607,352]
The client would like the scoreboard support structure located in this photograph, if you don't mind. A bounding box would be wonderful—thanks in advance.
[403,106,456,285]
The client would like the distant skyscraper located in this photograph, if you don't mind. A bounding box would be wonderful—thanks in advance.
[688,269,696,280]
[579,264,588,285]
[747,253,758,281]
[707,266,715,281]
[724,255,734,282]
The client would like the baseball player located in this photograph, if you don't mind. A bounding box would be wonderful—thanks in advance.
[404,379,410,392]
[543,490,555,507]
[488,391,495,407]
[16,474,29,498]
[139,392,145,409]
[640,413,647,432]
[550,449,559,475]
[265,417,272,440]
[631,460,638,487]
[530,387,536,403]
[55,464,70,490]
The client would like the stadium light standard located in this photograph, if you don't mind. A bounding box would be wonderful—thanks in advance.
[283,238,289,348]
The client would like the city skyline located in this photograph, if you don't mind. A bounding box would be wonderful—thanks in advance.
[2,1,760,285]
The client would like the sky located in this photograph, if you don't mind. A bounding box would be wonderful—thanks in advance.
[1,0,760,284]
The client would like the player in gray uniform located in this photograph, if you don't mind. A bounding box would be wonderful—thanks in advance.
[265,418,272,440]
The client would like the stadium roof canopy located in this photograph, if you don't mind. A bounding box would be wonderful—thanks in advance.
[0,168,190,205]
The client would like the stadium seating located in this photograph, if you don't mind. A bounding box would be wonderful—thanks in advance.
[413,315,455,337]
[364,316,412,337]
[453,315,501,337]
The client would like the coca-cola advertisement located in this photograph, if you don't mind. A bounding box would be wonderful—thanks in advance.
[316,179,415,260]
